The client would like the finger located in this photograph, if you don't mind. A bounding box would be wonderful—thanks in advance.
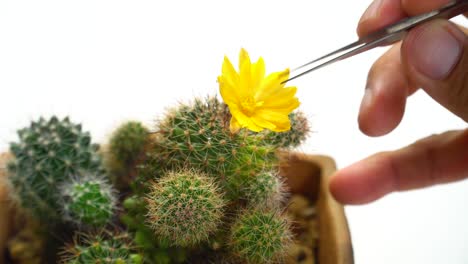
[401,20,468,121]
[357,0,406,37]
[401,0,453,16]
[357,0,453,37]
[330,129,468,205]
[358,43,418,137]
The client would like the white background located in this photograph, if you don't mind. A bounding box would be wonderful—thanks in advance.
[0,1,467,263]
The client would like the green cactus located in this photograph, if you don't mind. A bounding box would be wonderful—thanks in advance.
[146,169,225,247]
[243,171,286,210]
[263,111,310,149]
[107,121,149,189]
[229,209,292,264]
[142,96,277,201]
[7,116,103,222]
[153,96,235,175]
[223,140,277,200]
[61,232,142,264]
[60,175,117,228]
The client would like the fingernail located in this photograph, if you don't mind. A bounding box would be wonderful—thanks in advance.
[406,21,463,80]
[360,0,383,22]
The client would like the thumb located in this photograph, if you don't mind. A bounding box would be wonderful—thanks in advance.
[402,19,468,121]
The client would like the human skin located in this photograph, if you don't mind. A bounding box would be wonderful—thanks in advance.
[329,0,468,205]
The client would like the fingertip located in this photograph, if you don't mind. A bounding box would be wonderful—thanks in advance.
[358,44,409,137]
[330,155,395,205]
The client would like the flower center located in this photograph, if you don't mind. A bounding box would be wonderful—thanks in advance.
[241,96,262,116]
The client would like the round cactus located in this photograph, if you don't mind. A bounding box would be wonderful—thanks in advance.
[146,169,225,247]
[60,175,117,228]
[109,121,149,165]
[153,96,236,175]
[229,209,292,264]
[243,171,286,210]
[7,116,103,222]
[61,232,142,264]
[263,111,310,149]
[107,121,149,188]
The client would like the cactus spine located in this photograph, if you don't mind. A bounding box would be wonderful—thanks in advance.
[146,169,225,247]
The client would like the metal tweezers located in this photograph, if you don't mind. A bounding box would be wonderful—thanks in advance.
[284,0,468,83]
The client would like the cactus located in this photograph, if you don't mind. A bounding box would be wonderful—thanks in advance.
[243,171,286,210]
[60,175,117,228]
[229,209,292,264]
[223,140,277,200]
[144,96,277,201]
[107,121,149,189]
[153,96,235,175]
[7,116,103,222]
[60,231,142,264]
[263,111,310,149]
[146,169,225,247]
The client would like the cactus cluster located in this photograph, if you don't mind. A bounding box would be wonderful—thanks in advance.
[129,96,305,263]
[4,95,310,263]
[7,116,105,223]
[6,116,121,263]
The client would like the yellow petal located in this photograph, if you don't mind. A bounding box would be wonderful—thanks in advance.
[219,77,239,105]
[254,69,289,101]
[231,107,263,132]
[239,54,252,98]
[229,116,241,133]
[251,57,265,92]
[262,87,300,110]
[251,115,277,131]
[239,48,250,72]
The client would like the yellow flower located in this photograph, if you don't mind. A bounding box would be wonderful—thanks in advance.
[218,49,300,133]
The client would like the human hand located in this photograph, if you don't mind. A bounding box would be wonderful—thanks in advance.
[330,0,468,204]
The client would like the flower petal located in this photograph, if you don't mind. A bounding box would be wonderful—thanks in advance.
[238,49,252,98]
[262,87,300,110]
[229,116,242,133]
[251,115,277,131]
[251,57,265,92]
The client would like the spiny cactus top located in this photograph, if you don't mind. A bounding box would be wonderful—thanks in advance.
[146,169,225,247]
[7,116,103,221]
[60,175,117,228]
[243,171,286,210]
[61,232,142,264]
[229,209,292,264]
[155,96,236,175]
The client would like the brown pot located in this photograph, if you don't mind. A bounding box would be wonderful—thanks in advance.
[281,152,354,264]
[0,152,353,264]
